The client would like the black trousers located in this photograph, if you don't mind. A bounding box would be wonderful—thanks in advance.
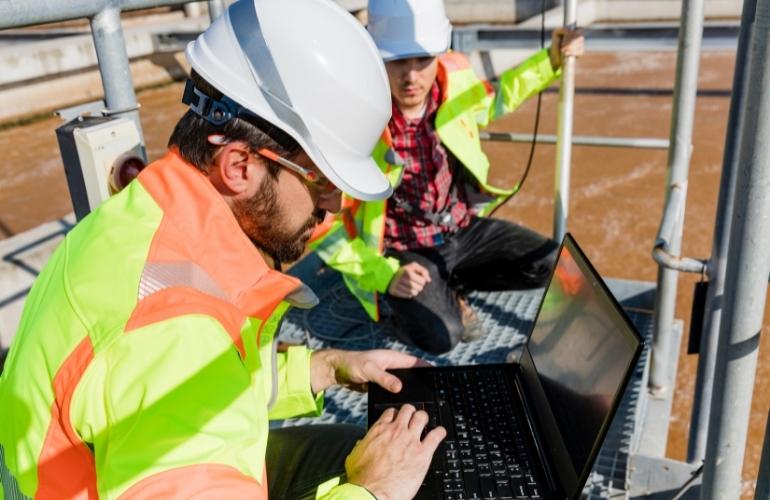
[385,217,558,354]
[265,424,364,499]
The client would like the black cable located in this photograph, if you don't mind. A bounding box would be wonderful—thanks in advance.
[488,0,547,217]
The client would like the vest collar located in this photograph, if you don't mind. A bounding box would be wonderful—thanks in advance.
[137,149,316,313]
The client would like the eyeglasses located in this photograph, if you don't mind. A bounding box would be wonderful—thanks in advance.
[256,148,338,195]
[207,133,339,196]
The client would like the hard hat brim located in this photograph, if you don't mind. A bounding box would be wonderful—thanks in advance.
[305,126,394,201]
[376,36,450,62]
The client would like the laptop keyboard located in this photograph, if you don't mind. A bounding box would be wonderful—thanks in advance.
[376,369,543,499]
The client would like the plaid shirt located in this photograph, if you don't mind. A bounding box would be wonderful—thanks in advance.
[384,83,471,251]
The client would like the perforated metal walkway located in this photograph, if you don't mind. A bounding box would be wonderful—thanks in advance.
[277,254,655,499]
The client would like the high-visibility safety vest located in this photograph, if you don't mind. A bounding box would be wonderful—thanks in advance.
[309,49,559,321]
[0,150,371,499]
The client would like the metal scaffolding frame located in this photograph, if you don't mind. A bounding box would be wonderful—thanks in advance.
[648,0,705,393]
[0,0,199,161]
[700,0,770,494]
[687,0,757,465]
[552,0,577,242]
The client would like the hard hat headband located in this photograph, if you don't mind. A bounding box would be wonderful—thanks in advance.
[181,79,296,150]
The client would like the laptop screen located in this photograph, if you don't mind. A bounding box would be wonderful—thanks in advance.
[519,234,642,498]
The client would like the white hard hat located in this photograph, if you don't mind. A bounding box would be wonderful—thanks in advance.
[367,0,452,62]
[185,0,393,201]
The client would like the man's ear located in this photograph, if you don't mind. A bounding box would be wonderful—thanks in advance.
[210,141,258,196]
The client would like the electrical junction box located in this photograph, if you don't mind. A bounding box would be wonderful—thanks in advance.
[56,115,144,221]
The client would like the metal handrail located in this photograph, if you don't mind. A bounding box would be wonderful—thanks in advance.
[687,0,757,464]
[701,0,770,494]
[0,0,204,161]
[652,186,708,275]
[480,131,669,149]
[553,0,577,243]
[648,0,705,393]
[0,0,190,30]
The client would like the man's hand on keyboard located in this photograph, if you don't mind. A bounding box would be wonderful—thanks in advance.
[346,404,447,500]
[310,348,430,394]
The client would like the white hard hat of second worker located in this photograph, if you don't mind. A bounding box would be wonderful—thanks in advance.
[185,0,393,201]
[367,0,452,61]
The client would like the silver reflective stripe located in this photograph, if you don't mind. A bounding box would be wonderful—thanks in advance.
[137,262,229,302]
[267,337,279,410]
[0,445,30,500]
[284,283,319,309]
[229,1,318,154]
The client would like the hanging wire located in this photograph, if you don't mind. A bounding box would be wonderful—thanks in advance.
[489,0,548,217]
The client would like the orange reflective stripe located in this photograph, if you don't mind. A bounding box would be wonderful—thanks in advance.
[238,269,299,321]
[380,128,393,148]
[341,208,357,239]
[439,52,472,72]
[125,287,247,358]
[117,464,267,499]
[37,337,97,500]
[309,213,336,241]
[437,53,471,101]
[483,80,494,96]
[437,52,493,106]
[343,197,361,213]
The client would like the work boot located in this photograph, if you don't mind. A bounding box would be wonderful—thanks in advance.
[459,297,486,342]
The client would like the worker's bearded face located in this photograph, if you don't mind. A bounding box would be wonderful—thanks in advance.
[385,56,439,114]
[233,175,325,263]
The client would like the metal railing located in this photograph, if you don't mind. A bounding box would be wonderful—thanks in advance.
[480,131,669,149]
[451,25,739,53]
[552,0,577,242]
[700,0,770,495]
[648,0,705,394]
[687,0,757,465]
[0,0,222,161]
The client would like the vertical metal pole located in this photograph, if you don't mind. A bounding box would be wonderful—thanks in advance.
[758,408,770,499]
[687,0,756,463]
[701,0,770,494]
[552,0,577,242]
[648,0,704,392]
[90,5,146,160]
[207,0,225,22]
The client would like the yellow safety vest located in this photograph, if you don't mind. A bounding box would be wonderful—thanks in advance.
[0,150,371,500]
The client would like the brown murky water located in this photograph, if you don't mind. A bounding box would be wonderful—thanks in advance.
[0,50,767,492]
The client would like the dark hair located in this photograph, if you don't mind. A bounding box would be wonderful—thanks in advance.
[168,70,302,176]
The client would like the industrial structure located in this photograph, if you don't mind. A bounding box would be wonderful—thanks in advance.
[0,0,767,497]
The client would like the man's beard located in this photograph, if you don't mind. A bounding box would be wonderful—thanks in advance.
[233,176,325,264]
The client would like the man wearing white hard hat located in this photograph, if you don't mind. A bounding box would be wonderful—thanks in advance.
[0,1,444,499]
[311,0,584,354]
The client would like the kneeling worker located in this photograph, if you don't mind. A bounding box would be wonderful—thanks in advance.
[0,1,444,499]
[311,0,584,354]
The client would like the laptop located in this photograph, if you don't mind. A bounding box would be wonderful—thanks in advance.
[368,233,644,500]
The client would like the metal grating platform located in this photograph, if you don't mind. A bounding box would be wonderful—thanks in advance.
[276,254,655,498]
